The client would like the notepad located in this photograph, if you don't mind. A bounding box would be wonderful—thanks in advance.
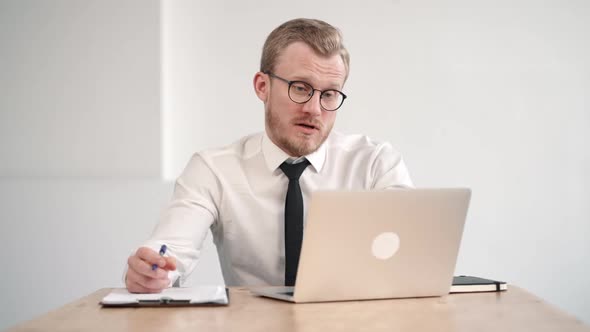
[450,276,507,293]
[100,286,229,306]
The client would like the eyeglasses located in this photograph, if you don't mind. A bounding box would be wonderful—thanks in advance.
[265,72,347,111]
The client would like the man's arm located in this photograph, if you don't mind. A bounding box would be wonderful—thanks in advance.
[126,154,220,292]
[369,142,414,189]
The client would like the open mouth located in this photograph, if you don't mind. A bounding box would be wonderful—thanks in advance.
[296,123,317,130]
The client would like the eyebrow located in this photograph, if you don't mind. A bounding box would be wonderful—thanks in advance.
[290,76,343,90]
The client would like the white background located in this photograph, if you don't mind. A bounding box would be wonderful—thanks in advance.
[1,0,588,329]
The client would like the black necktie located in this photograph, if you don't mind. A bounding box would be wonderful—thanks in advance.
[280,160,310,286]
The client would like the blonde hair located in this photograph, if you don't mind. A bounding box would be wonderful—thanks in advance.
[260,18,350,80]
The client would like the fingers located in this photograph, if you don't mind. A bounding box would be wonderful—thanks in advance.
[127,280,159,294]
[163,256,177,271]
[125,268,169,293]
[136,247,166,269]
[127,254,169,280]
[126,246,176,293]
[136,247,177,271]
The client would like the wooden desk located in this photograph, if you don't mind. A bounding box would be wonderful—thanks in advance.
[7,286,589,332]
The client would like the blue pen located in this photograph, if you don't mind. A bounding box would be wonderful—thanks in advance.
[152,244,167,271]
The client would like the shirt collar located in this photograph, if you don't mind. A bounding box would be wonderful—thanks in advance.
[262,132,326,173]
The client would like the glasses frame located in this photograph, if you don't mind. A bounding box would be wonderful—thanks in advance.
[264,71,347,111]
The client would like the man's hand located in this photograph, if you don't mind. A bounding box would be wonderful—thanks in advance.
[125,247,177,293]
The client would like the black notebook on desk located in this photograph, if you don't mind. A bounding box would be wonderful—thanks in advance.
[450,276,507,293]
[100,286,229,307]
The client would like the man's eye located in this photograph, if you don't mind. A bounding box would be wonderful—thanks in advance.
[323,91,336,99]
[293,85,308,92]
[291,84,311,95]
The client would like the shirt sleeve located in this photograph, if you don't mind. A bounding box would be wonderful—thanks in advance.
[141,153,221,285]
[369,142,414,190]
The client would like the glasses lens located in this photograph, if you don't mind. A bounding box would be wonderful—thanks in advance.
[286,78,345,111]
[288,81,313,103]
[320,90,344,111]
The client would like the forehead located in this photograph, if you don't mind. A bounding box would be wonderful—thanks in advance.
[274,42,346,87]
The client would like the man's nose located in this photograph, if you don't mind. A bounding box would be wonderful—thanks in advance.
[301,90,322,116]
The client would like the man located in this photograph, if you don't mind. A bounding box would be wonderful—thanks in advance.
[125,18,413,293]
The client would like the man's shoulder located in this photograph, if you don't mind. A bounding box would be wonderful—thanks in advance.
[196,132,264,160]
[327,131,392,152]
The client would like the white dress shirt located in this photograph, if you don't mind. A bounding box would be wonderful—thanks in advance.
[142,131,413,286]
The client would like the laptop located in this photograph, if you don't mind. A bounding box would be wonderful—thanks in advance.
[251,188,471,303]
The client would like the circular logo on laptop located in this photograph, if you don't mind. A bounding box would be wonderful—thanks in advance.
[371,232,400,260]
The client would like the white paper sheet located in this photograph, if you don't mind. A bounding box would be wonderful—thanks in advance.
[101,286,228,305]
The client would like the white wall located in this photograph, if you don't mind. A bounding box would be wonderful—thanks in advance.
[0,0,161,177]
[163,0,590,325]
[0,1,186,330]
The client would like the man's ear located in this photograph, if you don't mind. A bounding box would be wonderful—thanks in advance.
[253,72,269,102]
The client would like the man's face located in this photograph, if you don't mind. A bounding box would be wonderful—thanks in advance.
[258,42,347,157]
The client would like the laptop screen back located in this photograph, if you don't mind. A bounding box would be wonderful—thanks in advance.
[293,188,471,303]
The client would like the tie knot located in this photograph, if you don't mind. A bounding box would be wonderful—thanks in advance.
[279,160,310,180]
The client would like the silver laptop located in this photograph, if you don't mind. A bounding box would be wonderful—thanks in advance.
[251,188,471,303]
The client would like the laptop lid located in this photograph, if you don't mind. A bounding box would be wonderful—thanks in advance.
[289,188,471,303]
